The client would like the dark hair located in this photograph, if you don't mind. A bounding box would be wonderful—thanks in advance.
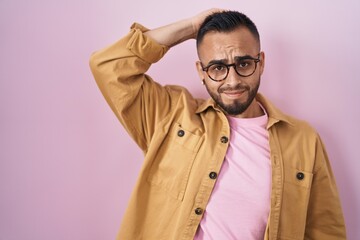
[196,11,260,48]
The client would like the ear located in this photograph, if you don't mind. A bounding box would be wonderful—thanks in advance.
[195,61,207,83]
[259,51,265,75]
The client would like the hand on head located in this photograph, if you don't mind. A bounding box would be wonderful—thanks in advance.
[191,8,225,38]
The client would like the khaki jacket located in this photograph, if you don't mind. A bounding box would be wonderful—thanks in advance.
[90,23,346,240]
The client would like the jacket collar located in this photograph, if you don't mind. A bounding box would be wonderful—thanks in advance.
[196,93,294,129]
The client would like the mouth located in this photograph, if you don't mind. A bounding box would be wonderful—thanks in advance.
[222,90,247,99]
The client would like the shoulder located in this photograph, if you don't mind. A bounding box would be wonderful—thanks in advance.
[285,114,317,134]
[257,93,319,137]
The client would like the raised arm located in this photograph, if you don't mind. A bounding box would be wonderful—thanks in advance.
[89,9,221,151]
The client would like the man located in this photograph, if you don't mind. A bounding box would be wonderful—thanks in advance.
[90,9,346,240]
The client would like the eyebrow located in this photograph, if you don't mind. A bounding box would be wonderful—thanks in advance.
[206,59,228,66]
[234,54,258,61]
[205,54,257,66]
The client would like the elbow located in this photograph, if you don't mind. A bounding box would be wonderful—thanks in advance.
[89,51,108,84]
[89,51,101,74]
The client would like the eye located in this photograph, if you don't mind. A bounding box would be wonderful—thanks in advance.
[239,62,249,68]
[209,64,226,72]
[238,60,251,68]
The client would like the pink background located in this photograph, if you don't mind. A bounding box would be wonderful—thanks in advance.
[1,0,359,239]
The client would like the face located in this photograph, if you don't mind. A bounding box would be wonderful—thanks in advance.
[196,27,265,118]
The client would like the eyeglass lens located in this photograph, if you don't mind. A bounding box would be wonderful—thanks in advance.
[207,58,258,81]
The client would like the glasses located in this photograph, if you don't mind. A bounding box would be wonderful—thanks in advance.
[201,54,261,82]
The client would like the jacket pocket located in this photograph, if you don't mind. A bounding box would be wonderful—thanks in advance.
[147,123,202,201]
[279,167,314,239]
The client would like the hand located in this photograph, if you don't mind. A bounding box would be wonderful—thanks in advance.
[190,8,225,38]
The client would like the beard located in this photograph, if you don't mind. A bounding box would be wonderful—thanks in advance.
[205,79,260,116]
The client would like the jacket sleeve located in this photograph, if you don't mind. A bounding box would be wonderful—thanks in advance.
[89,23,173,152]
[305,135,347,239]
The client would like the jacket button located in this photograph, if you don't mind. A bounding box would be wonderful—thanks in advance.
[220,136,228,143]
[209,172,217,179]
[195,208,203,215]
[177,130,185,137]
[296,172,305,180]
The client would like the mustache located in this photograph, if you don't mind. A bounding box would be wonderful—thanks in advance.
[219,84,250,93]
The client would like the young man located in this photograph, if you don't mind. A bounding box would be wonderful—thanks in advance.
[90,9,346,240]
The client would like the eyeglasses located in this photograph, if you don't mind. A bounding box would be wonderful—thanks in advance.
[201,53,261,82]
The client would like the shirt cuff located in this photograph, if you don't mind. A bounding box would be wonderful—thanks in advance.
[126,22,169,64]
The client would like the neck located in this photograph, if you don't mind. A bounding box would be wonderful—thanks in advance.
[231,100,264,118]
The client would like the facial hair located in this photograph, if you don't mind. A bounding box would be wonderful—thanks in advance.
[205,78,260,116]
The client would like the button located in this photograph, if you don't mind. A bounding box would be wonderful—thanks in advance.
[209,172,217,179]
[296,172,305,180]
[220,136,228,143]
[177,130,185,137]
[195,208,203,215]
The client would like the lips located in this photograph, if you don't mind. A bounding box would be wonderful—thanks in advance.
[223,90,245,95]
[223,91,245,98]
[221,88,247,98]
[219,84,250,100]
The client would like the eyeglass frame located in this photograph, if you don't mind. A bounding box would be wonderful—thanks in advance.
[200,53,261,82]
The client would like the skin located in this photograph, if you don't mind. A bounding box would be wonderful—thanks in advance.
[196,26,266,118]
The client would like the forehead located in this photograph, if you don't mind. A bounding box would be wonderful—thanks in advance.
[197,27,259,62]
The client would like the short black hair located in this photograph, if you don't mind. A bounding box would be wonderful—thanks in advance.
[196,11,260,48]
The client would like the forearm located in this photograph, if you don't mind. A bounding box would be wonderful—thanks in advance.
[144,18,195,47]
[144,8,222,47]
[305,137,346,239]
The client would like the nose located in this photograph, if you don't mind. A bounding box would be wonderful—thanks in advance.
[225,66,242,85]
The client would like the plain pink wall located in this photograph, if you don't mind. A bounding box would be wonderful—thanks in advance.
[1,0,359,239]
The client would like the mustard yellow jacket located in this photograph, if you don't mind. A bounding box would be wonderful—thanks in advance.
[90,23,346,240]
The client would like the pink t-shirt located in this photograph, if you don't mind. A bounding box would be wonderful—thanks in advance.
[194,108,271,240]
